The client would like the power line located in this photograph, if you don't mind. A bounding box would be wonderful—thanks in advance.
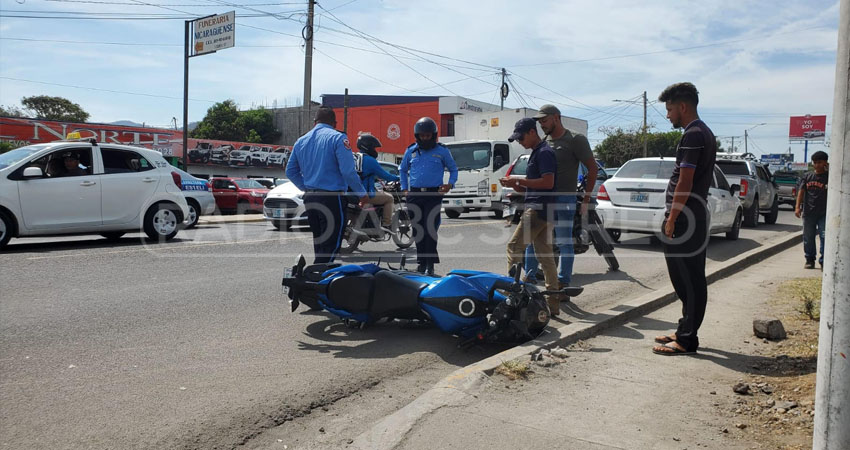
[0,76,217,103]
[43,0,301,4]
[1,36,300,47]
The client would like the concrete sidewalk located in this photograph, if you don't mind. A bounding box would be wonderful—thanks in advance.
[198,213,266,224]
[352,244,813,450]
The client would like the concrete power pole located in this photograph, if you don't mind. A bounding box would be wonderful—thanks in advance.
[642,91,648,157]
[813,0,850,448]
[744,129,748,154]
[301,0,315,134]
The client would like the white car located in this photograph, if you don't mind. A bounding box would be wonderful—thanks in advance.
[267,148,289,167]
[0,139,190,249]
[228,145,252,166]
[249,146,272,166]
[263,162,398,230]
[596,157,743,241]
[174,168,216,228]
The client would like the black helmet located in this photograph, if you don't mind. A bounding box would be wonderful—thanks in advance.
[414,117,438,150]
[356,134,381,159]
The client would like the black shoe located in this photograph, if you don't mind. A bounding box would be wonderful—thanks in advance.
[804,261,815,269]
[425,264,437,277]
[416,263,427,274]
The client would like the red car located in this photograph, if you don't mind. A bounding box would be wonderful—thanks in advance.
[210,177,269,214]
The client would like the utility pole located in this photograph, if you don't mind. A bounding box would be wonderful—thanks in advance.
[813,0,850,448]
[730,136,735,153]
[343,88,349,134]
[744,129,748,154]
[642,90,647,157]
[301,0,315,135]
[500,68,507,111]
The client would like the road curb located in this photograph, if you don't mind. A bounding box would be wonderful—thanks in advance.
[351,231,803,450]
[198,215,267,224]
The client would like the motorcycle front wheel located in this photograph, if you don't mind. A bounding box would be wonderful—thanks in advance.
[392,209,414,249]
[587,212,620,271]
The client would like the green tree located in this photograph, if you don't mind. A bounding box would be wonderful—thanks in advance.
[594,127,683,167]
[191,101,281,143]
[191,100,242,141]
[236,107,280,143]
[0,104,25,117]
[21,95,89,122]
[0,141,14,154]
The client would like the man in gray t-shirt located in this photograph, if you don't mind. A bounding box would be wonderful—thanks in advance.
[524,104,598,294]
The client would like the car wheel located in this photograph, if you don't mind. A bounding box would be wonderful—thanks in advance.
[445,209,461,219]
[272,220,291,231]
[0,210,14,250]
[143,202,182,242]
[100,232,126,241]
[763,196,779,225]
[743,196,759,227]
[184,200,200,229]
[726,209,742,240]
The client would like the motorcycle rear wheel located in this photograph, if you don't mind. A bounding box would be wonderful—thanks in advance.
[392,209,414,249]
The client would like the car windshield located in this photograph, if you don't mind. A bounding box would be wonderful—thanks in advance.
[447,143,491,170]
[615,160,676,179]
[234,179,265,189]
[511,155,529,176]
[0,145,49,170]
[715,161,751,176]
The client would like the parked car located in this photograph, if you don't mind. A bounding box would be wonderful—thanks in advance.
[210,177,269,214]
[596,157,743,241]
[267,148,289,168]
[500,154,610,214]
[210,144,233,164]
[0,138,189,249]
[715,153,779,227]
[187,142,213,163]
[604,166,620,176]
[228,145,252,166]
[263,162,398,230]
[773,171,801,206]
[252,178,283,190]
[174,168,216,228]
[249,146,272,166]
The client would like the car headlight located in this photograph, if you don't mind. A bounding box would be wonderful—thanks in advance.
[477,179,489,196]
[251,191,265,197]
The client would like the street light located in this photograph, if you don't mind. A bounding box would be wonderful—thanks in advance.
[744,122,767,155]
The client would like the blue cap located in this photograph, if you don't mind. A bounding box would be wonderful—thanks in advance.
[508,117,538,142]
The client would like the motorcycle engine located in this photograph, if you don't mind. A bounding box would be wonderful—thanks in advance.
[487,288,550,343]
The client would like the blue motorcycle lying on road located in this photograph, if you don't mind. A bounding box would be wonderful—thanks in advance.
[282,256,583,346]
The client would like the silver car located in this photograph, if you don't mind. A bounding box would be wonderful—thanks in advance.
[174,168,216,228]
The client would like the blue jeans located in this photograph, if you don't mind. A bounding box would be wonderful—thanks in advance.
[525,195,576,285]
[802,213,826,264]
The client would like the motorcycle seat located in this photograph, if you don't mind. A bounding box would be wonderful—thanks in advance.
[371,271,428,320]
[328,274,374,313]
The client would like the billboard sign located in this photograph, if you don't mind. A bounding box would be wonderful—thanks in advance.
[789,115,826,142]
[193,11,235,56]
[760,153,795,172]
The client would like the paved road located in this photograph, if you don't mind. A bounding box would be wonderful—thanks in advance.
[0,208,801,448]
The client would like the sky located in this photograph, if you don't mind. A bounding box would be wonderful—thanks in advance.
[0,0,841,162]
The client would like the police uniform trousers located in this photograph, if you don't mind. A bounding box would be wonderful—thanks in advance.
[662,205,709,352]
[406,188,443,267]
[303,190,349,264]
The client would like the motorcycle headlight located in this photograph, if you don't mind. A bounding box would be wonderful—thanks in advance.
[477,179,488,196]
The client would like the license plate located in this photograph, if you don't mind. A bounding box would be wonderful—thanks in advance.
[282,267,292,295]
[630,192,649,203]
[273,209,285,218]
[454,200,462,206]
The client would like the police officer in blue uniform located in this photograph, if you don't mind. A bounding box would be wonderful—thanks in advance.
[286,106,368,263]
[399,117,458,276]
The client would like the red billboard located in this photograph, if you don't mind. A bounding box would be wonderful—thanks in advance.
[789,115,827,142]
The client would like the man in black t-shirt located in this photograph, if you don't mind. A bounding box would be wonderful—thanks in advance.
[795,151,829,268]
[653,82,716,356]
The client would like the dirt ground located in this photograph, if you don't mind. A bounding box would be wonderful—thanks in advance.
[718,276,821,450]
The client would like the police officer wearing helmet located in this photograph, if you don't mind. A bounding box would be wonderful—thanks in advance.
[398,117,458,275]
[286,106,368,263]
[356,134,399,229]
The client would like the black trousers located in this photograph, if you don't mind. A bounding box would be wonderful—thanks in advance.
[303,191,348,264]
[662,209,709,352]
[406,191,443,267]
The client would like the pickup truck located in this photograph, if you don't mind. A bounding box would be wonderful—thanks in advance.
[773,171,800,206]
[715,153,779,227]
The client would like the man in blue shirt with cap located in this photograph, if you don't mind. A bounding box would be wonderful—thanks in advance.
[500,117,561,316]
[399,117,458,276]
[286,106,368,263]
